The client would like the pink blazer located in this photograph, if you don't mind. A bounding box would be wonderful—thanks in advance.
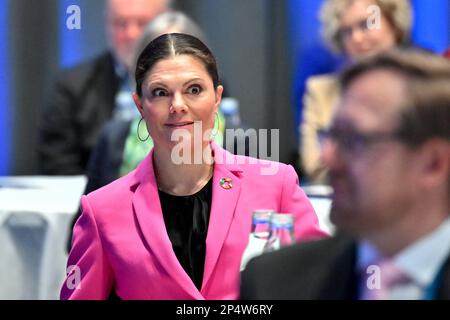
[61,144,326,300]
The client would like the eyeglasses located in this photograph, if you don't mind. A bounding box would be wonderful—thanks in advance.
[337,19,371,42]
[320,126,402,155]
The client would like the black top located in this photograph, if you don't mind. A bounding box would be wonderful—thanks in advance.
[158,179,213,290]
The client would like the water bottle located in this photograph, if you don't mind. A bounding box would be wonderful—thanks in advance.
[263,213,295,252]
[114,91,138,121]
[240,209,274,270]
[114,77,139,121]
[220,97,241,128]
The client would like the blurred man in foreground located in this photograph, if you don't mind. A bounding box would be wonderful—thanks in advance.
[241,49,450,300]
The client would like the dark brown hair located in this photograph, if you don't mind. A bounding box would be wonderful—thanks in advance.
[340,49,450,146]
[135,33,219,97]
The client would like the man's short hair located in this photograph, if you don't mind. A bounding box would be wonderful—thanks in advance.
[340,49,450,146]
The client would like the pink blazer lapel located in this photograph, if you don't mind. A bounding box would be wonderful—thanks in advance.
[132,150,202,299]
[202,144,243,290]
[131,144,243,297]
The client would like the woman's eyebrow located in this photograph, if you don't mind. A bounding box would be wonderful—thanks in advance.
[183,77,204,86]
[146,80,168,88]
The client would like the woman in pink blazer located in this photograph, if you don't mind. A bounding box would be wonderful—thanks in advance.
[61,33,326,300]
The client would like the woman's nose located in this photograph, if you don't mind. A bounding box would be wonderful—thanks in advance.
[169,93,188,113]
[350,28,365,43]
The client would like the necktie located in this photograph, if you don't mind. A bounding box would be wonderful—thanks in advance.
[362,259,411,300]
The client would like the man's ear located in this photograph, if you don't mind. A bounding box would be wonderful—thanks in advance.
[133,92,144,117]
[418,139,450,189]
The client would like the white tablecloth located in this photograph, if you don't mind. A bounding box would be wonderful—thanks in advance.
[0,176,86,300]
[309,196,334,235]
[302,184,335,235]
[0,177,332,299]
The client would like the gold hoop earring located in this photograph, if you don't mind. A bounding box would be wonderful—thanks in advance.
[137,117,150,142]
[210,112,220,140]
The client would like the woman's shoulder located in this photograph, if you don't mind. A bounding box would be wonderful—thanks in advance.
[85,168,139,204]
[217,151,293,181]
[306,73,339,92]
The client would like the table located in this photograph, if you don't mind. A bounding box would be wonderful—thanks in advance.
[0,177,332,299]
[302,184,335,235]
[0,176,86,300]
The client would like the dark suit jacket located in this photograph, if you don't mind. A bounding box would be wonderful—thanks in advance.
[84,118,131,194]
[240,233,450,300]
[38,52,120,175]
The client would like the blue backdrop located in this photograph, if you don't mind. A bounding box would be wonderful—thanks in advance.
[0,0,10,175]
[59,0,84,68]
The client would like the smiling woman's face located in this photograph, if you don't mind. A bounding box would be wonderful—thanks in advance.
[133,54,223,151]
[339,0,398,60]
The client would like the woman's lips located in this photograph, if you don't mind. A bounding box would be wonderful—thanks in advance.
[165,121,195,128]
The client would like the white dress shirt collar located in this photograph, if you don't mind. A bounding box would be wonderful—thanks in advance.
[357,217,450,290]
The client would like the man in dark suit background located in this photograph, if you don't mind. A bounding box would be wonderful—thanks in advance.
[241,49,450,300]
[38,0,171,175]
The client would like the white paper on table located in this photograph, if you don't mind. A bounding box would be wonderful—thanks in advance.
[240,235,268,271]
[0,176,87,215]
[309,196,334,235]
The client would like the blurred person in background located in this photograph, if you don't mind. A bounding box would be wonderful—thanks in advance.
[61,33,326,300]
[37,0,171,175]
[241,50,450,300]
[299,0,413,183]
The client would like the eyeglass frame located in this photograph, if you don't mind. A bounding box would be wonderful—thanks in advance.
[319,125,404,155]
[337,18,372,43]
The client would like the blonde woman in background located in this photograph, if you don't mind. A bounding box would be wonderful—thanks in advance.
[299,0,413,183]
